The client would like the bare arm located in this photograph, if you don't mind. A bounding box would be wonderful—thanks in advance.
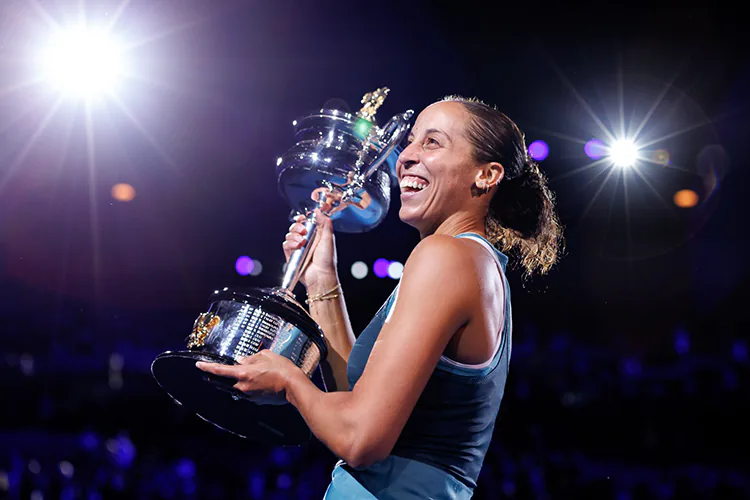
[285,235,479,466]
[283,210,354,391]
[306,274,356,392]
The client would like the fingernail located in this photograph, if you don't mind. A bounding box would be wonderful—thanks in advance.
[195,362,202,368]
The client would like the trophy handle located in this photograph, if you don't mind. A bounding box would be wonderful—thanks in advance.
[361,110,414,181]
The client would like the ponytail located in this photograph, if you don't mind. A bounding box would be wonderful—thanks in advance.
[487,157,563,276]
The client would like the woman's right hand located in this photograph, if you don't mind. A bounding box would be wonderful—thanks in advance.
[282,208,338,290]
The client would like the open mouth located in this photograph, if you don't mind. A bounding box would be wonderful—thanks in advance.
[399,175,429,195]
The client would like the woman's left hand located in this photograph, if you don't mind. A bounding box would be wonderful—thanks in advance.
[195,350,299,397]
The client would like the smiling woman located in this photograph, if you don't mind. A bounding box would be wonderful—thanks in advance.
[197,95,563,499]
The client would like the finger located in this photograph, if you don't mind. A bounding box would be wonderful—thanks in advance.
[282,241,305,254]
[283,233,307,247]
[195,362,241,378]
[235,355,258,365]
[313,209,333,230]
[288,222,308,236]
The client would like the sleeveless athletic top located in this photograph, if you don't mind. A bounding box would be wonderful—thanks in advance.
[324,233,513,499]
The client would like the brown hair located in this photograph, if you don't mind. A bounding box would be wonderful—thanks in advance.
[442,95,564,276]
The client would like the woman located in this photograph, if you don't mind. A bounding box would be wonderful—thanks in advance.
[197,96,563,498]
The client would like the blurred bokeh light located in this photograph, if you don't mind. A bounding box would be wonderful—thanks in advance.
[351,261,368,279]
[673,189,699,208]
[111,183,136,202]
[528,140,549,161]
[584,138,607,160]
[373,258,390,278]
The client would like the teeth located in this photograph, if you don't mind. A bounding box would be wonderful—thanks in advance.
[400,177,428,191]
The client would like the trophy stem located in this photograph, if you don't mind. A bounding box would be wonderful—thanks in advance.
[280,215,320,292]
[280,188,333,293]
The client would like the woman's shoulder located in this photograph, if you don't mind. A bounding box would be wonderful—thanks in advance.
[408,234,495,273]
[405,235,477,274]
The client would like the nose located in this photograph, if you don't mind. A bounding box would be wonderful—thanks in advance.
[397,141,419,172]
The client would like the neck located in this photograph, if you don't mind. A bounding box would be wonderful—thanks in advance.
[421,211,486,240]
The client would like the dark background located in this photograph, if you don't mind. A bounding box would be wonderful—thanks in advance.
[1,1,748,498]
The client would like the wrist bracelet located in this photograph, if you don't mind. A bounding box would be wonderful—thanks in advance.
[305,283,341,304]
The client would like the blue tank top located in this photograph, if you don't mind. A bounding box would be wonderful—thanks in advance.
[324,233,513,500]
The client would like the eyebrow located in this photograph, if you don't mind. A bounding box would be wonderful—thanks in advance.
[408,128,452,143]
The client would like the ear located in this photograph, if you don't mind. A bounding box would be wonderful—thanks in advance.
[474,162,504,190]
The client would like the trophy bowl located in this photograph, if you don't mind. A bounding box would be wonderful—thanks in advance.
[151,88,413,445]
[151,288,326,445]
[276,108,400,233]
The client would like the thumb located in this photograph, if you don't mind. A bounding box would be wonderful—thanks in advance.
[313,208,334,236]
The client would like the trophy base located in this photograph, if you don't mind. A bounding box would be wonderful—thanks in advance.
[151,350,312,445]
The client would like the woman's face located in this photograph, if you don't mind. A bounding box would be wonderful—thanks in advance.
[396,101,482,234]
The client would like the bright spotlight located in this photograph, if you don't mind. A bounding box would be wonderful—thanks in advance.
[608,139,639,168]
[38,25,126,98]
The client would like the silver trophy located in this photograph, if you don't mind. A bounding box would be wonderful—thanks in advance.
[151,88,413,445]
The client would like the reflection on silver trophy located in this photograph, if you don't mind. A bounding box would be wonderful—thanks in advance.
[151,88,413,445]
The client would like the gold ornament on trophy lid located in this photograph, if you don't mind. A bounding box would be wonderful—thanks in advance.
[357,87,390,122]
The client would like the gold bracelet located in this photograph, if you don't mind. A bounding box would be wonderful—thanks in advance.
[306,292,340,305]
[305,283,341,304]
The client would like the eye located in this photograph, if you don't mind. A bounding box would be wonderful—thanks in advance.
[425,137,440,147]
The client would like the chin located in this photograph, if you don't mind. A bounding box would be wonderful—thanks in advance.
[398,206,425,233]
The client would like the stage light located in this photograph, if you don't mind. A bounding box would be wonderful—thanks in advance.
[673,189,699,208]
[584,139,607,160]
[351,261,368,279]
[373,258,390,278]
[527,140,549,161]
[387,261,404,280]
[609,139,639,168]
[111,183,136,202]
[37,25,126,98]
[235,256,254,276]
